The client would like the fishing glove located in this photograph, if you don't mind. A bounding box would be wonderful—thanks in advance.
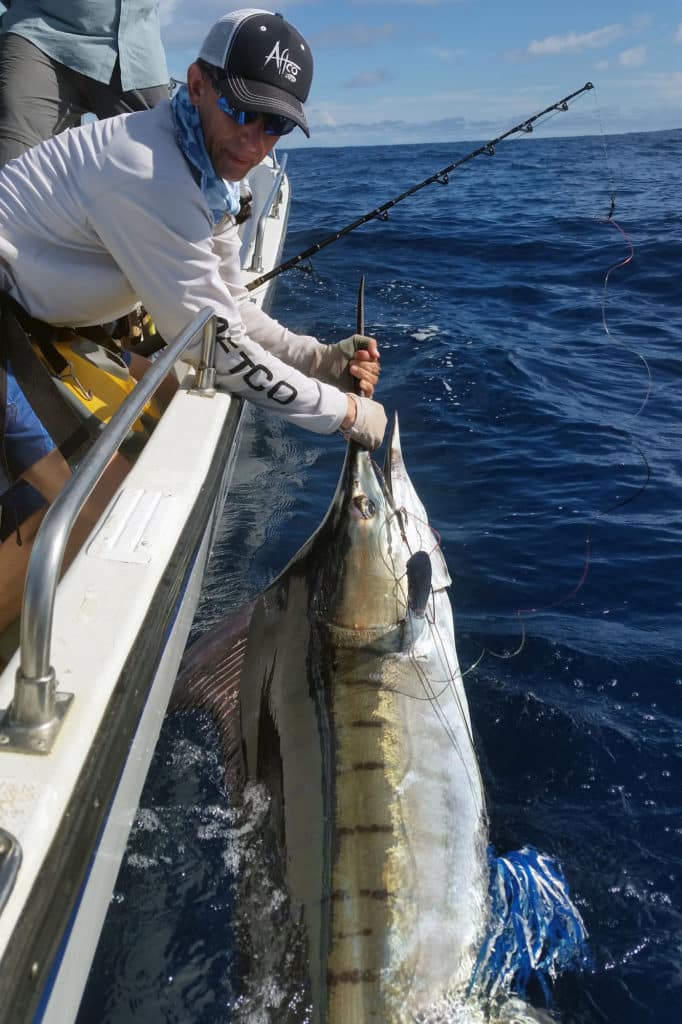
[309,334,376,392]
[344,394,387,451]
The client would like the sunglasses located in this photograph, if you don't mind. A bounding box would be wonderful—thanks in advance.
[208,78,297,136]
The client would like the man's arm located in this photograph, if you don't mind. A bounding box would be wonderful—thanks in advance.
[213,220,380,397]
[85,174,350,435]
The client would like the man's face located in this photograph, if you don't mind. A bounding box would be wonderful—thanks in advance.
[186,63,279,182]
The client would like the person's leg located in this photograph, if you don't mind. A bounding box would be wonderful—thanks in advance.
[1,364,130,634]
[127,351,178,411]
[0,502,48,638]
[0,33,81,164]
[0,448,130,635]
[134,83,170,109]
[82,59,168,118]
[26,447,129,577]
[0,479,46,543]
[0,445,71,634]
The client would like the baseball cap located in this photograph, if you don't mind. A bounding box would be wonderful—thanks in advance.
[198,9,313,137]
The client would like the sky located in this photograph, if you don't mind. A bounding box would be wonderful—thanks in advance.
[158,1,682,148]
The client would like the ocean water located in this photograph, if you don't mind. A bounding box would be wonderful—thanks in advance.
[79,127,682,1023]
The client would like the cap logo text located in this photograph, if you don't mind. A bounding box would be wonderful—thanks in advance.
[264,41,301,83]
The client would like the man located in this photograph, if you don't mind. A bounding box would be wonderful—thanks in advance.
[0,8,385,638]
[0,0,169,165]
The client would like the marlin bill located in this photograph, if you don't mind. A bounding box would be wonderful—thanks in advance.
[176,415,490,1021]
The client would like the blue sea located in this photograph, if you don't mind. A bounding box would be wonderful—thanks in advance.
[78,127,682,1023]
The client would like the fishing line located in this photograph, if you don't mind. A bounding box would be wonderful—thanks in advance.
[468,621,526,672]
[483,615,526,660]
[373,465,501,681]
[392,494,525,669]
[346,298,476,764]
[354,612,479,795]
[513,430,649,617]
[596,215,652,418]
[400,622,484,802]
[589,87,651,413]
[368,493,485,799]
[479,87,652,658]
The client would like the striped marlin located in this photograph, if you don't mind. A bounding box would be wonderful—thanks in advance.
[176,415,490,1021]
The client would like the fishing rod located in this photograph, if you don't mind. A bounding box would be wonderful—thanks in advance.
[247,81,594,293]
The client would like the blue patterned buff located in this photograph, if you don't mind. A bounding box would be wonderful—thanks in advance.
[171,85,241,224]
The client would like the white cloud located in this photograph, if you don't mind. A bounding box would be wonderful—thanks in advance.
[619,46,645,68]
[309,23,397,47]
[344,70,393,88]
[631,70,682,101]
[426,47,466,62]
[158,0,180,25]
[676,23,682,44]
[311,108,338,128]
[631,14,653,31]
[526,24,625,57]
[159,0,318,42]
[350,0,465,5]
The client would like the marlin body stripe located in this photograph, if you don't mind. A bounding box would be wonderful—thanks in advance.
[177,415,489,1022]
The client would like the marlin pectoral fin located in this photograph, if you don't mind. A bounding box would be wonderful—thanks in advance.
[383,413,452,591]
[406,551,432,617]
[171,601,256,791]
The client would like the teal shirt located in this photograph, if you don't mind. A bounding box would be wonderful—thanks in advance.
[0,1,168,91]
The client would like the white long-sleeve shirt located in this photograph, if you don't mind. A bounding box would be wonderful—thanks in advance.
[0,101,348,435]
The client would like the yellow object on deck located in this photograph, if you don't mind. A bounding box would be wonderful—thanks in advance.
[31,334,162,453]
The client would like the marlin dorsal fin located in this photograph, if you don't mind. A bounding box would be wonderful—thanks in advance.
[171,601,256,792]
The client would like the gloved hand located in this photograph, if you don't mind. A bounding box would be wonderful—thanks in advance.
[342,394,387,451]
[310,334,380,397]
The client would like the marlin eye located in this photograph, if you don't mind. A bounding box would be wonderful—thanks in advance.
[353,496,376,519]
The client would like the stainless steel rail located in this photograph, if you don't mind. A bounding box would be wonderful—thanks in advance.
[248,152,288,274]
[0,307,216,752]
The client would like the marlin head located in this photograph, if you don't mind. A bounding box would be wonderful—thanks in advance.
[305,414,452,645]
[307,441,407,637]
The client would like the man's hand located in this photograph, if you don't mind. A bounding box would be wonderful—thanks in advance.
[343,335,380,398]
[310,333,381,397]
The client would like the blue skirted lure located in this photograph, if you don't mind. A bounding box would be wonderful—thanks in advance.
[470,846,590,1005]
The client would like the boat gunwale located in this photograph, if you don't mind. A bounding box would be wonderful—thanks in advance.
[0,400,243,1021]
